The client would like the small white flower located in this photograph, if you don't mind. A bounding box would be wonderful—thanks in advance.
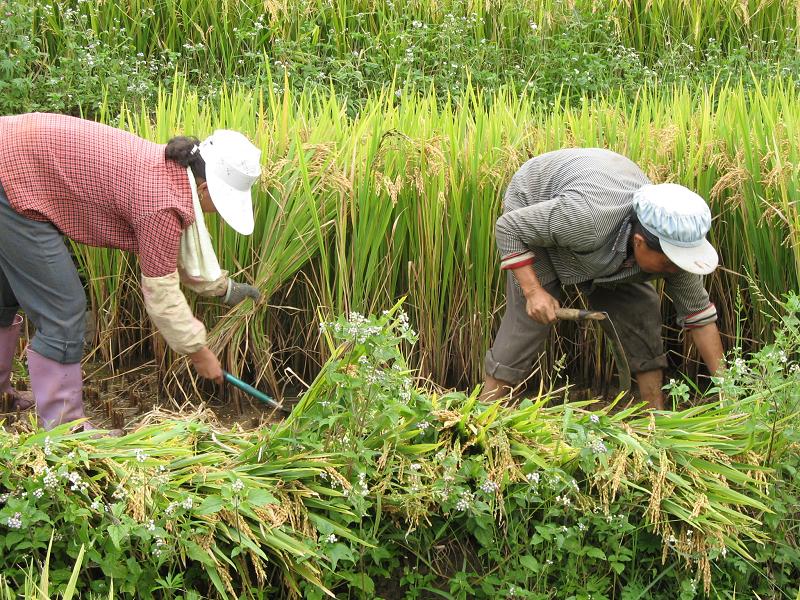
[409,463,422,471]
[590,414,600,424]
[526,472,540,484]
[480,479,499,494]
[43,468,58,489]
[590,439,608,455]
[417,420,430,431]
[6,513,22,529]
[33,488,44,499]
[66,471,83,491]
[555,495,571,508]
[326,533,338,543]
[182,497,193,510]
[146,519,155,531]
[135,449,147,463]
[231,480,245,493]
[90,499,104,511]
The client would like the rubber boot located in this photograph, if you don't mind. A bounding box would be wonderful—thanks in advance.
[27,348,87,430]
[0,315,34,411]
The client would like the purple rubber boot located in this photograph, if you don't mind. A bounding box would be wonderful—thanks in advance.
[27,348,87,430]
[0,315,34,411]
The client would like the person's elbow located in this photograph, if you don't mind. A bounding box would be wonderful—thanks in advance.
[495,214,512,241]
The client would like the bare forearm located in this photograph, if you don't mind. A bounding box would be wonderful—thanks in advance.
[511,264,543,297]
[689,322,724,375]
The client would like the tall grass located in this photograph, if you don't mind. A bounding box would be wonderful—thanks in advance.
[77,80,800,392]
[33,0,799,66]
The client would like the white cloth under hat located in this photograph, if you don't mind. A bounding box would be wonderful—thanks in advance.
[179,167,223,282]
[632,183,719,275]
[198,129,262,235]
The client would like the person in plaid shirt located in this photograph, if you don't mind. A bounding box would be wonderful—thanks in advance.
[0,112,262,432]
[483,149,724,409]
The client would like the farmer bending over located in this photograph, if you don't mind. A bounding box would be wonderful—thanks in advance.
[483,148,723,409]
[0,113,262,431]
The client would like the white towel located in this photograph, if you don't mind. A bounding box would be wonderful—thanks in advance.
[179,167,223,282]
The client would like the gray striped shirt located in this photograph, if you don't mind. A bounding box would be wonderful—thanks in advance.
[495,148,716,328]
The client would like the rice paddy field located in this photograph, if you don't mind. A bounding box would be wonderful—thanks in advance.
[1,1,800,598]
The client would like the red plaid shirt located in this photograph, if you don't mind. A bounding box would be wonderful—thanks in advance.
[0,113,195,277]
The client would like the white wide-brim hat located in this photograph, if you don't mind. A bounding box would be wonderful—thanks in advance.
[633,183,719,275]
[199,129,262,235]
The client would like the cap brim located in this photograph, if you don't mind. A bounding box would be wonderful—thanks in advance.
[205,171,255,235]
[660,238,718,275]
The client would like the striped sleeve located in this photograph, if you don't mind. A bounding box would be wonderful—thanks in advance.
[664,272,718,329]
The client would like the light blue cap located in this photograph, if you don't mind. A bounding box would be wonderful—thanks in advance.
[632,183,718,275]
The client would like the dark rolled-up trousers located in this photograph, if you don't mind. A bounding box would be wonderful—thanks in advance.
[0,180,85,364]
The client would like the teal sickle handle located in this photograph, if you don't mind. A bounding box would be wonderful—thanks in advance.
[222,371,288,413]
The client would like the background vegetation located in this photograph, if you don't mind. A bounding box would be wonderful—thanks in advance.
[1,0,799,115]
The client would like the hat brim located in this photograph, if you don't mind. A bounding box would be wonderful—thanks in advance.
[660,238,718,275]
[205,168,255,236]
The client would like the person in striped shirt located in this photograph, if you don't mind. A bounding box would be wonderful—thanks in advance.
[483,148,723,409]
[0,113,262,431]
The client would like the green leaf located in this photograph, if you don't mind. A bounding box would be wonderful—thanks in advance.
[519,554,540,572]
[327,542,355,569]
[108,525,127,551]
[586,547,607,560]
[196,495,226,515]
[339,571,375,594]
[246,488,278,507]
[185,540,215,566]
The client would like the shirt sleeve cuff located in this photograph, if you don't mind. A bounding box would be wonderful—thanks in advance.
[178,268,230,297]
[500,250,535,270]
[679,303,718,329]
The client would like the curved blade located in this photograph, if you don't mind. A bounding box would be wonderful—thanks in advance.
[595,314,632,392]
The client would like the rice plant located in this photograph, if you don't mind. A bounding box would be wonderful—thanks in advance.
[69,79,800,395]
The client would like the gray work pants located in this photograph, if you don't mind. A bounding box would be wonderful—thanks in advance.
[485,272,668,385]
[0,181,85,364]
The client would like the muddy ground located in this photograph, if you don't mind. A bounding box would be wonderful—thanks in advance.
[1,360,294,432]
